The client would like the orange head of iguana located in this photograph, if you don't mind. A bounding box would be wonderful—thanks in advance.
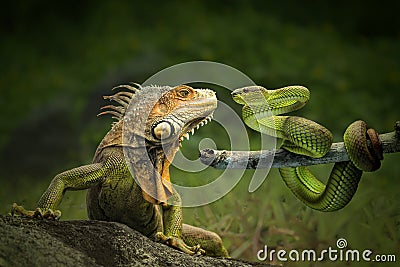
[97,83,217,204]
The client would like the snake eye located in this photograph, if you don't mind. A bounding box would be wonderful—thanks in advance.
[152,121,175,140]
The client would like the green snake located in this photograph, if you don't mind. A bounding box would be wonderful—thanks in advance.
[232,85,383,211]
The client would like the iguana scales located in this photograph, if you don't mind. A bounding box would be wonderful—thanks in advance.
[12,83,229,257]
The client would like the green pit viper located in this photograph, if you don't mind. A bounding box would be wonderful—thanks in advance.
[232,85,383,211]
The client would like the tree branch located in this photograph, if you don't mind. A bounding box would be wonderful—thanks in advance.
[200,121,400,169]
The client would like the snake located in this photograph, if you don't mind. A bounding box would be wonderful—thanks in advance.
[232,85,383,211]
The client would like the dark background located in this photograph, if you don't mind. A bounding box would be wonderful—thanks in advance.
[1,1,399,265]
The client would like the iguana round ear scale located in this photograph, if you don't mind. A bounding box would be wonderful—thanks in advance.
[152,121,175,140]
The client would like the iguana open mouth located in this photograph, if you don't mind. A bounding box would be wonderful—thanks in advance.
[178,115,213,143]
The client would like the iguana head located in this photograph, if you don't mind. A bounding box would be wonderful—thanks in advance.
[97,83,217,204]
[143,84,216,145]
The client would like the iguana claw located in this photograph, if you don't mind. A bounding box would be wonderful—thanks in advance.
[155,232,206,256]
[11,203,61,220]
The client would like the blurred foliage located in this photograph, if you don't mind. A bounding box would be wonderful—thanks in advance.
[1,1,399,266]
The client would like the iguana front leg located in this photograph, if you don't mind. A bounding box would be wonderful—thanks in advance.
[157,206,230,257]
[154,188,229,257]
[155,190,205,255]
[12,162,106,219]
[11,203,62,220]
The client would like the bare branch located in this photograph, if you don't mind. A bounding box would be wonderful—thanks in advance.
[200,121,400,169]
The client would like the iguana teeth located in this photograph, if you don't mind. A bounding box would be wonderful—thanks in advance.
[185,133,190,140]
[200,122,204,127]
[191,129,195,135]
[204,120,208,125]
[196,125,200,130]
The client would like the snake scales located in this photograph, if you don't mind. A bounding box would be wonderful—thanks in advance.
[232,85,383,211]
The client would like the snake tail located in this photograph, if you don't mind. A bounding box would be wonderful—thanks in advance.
[344,120,383,172]
[279,162,362,211]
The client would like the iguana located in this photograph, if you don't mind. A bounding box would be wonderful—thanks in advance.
[12,83,229,257]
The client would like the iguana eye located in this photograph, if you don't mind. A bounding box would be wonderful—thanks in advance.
[177,88,190,98]
[152,121,174,140]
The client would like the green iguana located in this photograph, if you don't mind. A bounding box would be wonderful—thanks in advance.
[12,83,229,257]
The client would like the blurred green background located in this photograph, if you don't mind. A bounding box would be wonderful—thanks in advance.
[1,1,399,266]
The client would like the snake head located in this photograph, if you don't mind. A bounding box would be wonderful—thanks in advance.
[233,85,310,116]
[232,86,269,105]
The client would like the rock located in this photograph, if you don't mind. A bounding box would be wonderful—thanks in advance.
[0,215,272,267]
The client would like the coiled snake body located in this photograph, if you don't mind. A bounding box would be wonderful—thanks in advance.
[232,85,383,211]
